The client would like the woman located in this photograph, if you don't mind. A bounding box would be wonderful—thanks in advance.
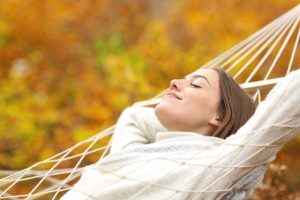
[109,68,256,155]
[61,68,300,200]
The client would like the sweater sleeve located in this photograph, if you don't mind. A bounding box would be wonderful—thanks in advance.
[205,69,300,199]
[225,69,300,165]
[109,106,168,154]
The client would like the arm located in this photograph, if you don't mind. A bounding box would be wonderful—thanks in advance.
[226,68,300,165]
[109,106,168,154]
[202,69,300,199]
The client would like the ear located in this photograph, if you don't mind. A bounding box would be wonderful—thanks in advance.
[209,115,222,127]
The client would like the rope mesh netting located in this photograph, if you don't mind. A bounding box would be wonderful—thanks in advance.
[0,4,299,200]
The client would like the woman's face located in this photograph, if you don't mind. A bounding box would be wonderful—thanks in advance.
[154,69,222,135]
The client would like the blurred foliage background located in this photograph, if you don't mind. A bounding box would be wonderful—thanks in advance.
[0,0,299,199]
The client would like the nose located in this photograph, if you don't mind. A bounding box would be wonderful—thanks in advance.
[170,79,182,90]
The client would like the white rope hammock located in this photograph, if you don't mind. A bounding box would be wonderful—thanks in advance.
[0,4,300,200]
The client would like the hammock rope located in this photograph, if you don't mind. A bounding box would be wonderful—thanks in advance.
[0,3,299,200]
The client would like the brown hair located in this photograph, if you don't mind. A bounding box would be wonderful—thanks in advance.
[211,68,256,139]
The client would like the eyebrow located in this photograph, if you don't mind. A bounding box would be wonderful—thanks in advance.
[184,74,211,86]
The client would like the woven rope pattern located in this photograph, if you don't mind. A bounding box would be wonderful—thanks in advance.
[0,4,299,200]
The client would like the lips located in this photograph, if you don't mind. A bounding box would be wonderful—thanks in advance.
[165,91,182,100]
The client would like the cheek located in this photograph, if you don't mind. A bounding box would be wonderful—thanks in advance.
[189,92,214,108]
[186,92,218,116]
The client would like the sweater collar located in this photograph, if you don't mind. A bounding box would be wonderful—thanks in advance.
[154,114,224,143]
[155,131,225,142]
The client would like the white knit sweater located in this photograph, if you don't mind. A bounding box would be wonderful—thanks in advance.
[61,69,300,200]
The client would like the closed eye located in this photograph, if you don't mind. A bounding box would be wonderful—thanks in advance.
[191,83,202,88]
[181,77,202,88]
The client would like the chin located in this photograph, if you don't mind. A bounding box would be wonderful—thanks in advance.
[154,102,178,130]
[154,103,163,120]
[155,103,169,125]
[154,101,169,114]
